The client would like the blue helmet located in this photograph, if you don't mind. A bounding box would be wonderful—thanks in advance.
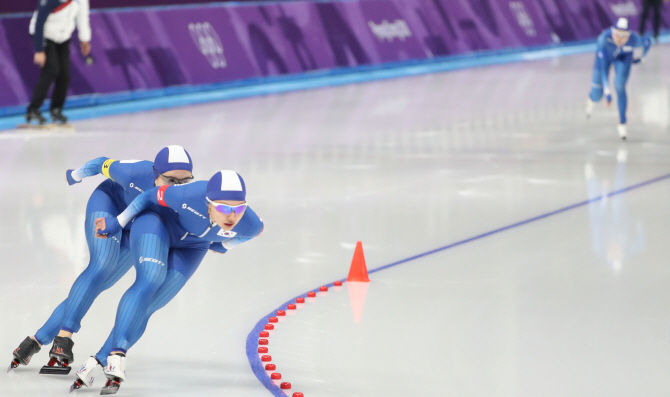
[154,145,193,174]
[206,170,246,202]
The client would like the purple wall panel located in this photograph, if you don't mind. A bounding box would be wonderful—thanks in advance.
[0,0,667,110]
[160,8,257,83]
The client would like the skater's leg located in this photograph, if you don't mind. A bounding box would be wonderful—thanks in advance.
[99,231,133,291]
[614,60,632,125]
[589,57,610,102]
[50,40,71,112]
[59,187,125,335]
[33,301,66,346]
[108,212,170,353]
[28,40,60,112]
[95,245,207,363]
[94,269,187,366]
[32,187,123,346]
[128,246,208,350]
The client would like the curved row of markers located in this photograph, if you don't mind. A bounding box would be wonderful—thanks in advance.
[255,281,344,397]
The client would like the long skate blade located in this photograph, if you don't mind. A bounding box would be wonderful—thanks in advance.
[100,383,120,395]
[70,380,83,394]
[39,365,72,375]
[16,124,53,130]
[8,359,19,373]
[51,123,75,130]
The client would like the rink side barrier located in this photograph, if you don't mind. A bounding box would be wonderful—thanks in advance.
[246,171,670,396]
[0,39,599,131]
[1,33,668,131]
[1,0,670,130]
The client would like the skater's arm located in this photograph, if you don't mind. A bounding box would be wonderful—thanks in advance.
[118,187,164,226]
[66,157,110,185]
[219,212,264,250]
[94,187,158,237]
[632,35,652,63]
[31,0,61,52]
[76,0,91,57]
[66,157,138,186]
[99,184,182,235]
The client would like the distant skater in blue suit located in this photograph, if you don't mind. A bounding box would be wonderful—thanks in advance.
[586,18,652,140]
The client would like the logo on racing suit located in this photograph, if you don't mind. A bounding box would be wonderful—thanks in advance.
[181,203,207,220]
[139,257,165,266]
[217,229,237,237]
[128,183,144,193]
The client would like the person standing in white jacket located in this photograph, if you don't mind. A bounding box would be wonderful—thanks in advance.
[27,0,91,125]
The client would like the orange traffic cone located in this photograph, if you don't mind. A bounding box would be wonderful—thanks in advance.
[346,241,370,282]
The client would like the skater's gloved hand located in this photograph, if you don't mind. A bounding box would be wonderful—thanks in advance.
[94,217,121,239]
[65,169,80,185]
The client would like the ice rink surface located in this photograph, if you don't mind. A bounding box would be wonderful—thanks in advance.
[1,43,670,397]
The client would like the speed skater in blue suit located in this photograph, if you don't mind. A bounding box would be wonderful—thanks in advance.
[72,170,263,394]
[8,146,194,376]
[586,17,652,140]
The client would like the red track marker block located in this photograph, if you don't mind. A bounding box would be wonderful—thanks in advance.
[347,241,370,282]
[258,347,268,354]
[261,355,272,362]
[296,297,305,303]
[265,364,276,371]
[287,304,296,310]
[334,281,342,286]
[319,286,328,292]
[307,292,316,298]
[259,339,268,345]
[271,373,282,380]
[260,331,269,338]
[293,393,304,397]
[265,324,275,330]
[269,317,278,323]
[276,310,286,316]
[281,382,292,390]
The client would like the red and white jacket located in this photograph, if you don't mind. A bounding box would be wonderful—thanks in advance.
[29,0,91,52]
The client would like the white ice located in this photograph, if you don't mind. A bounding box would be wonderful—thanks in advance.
[1,44,670,396]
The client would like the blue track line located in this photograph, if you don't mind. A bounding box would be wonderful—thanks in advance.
[245,171,670,396]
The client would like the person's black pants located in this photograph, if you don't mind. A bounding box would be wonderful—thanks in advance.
[29,39,71,112]
[640,0,662,38]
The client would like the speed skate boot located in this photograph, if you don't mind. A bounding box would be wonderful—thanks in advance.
[70,356,103,393]
[40,336,74,375]
[50,108,68,125]
[26,107,47,125]
[586,98,595,119]
[8,336,41,372]
[101,353,126,395]
[617,124,627,140]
